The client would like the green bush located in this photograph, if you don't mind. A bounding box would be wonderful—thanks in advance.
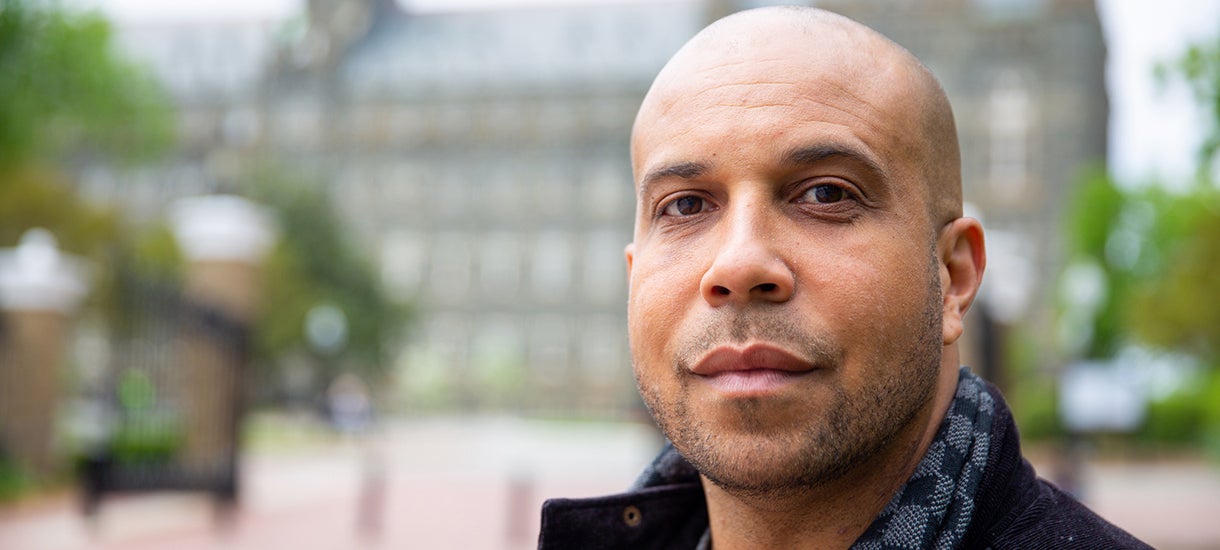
[1141,386,1206,444]
[0,455,31,501]
[1138,369,1220,457]
[1010,378,1065,440]
[108,417,183,465]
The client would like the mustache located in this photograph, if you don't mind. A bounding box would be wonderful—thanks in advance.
[674,310,841,372]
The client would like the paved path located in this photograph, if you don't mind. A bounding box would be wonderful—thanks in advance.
[1085,460,1220,550]
[2,416,1218,549]
[0,416,660,549]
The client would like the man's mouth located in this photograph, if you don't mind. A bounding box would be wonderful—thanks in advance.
[689,343,820,396]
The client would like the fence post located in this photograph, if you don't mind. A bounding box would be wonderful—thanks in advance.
[0,229,90,479]
[169,196,275,508]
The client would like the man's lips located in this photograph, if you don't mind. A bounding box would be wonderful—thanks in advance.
[689,343,818,377]
[689,343,820,396]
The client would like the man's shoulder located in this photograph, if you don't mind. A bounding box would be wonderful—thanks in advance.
[538,481,708,550]
[979,476,1152,550]
[539,443,707,549]
[968,382,1152,549]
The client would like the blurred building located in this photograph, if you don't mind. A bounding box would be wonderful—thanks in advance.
[77,0,1105,413]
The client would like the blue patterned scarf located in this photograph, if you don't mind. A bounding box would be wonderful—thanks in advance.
[850,367,994,550]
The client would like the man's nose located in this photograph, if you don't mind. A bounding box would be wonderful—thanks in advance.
[699,208,795,306]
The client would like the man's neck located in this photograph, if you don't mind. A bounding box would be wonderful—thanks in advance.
[700,364,960,550]
[699,438,920,548]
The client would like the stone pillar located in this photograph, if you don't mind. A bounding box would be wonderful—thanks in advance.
[0,229,90,478]
[169,196,274,471]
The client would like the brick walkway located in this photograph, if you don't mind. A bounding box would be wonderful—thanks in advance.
[0,416,660,549]
[1,416,1217,549]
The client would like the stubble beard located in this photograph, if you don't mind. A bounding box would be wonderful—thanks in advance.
[634,257,945,498]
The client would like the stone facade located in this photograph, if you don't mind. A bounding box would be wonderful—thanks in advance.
[81,0,1106,413]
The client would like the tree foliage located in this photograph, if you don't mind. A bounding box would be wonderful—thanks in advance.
[1059,33,1220,449]
[0,0,173,171]
[1167,34,1220,178]
[1127,187,1220,361]
[0,163,119,255]
[0,0,174,260]
[243,166,410,396]
[1131,34,1220,363]
[1064,32,1220,365]
[1060,168,1133,360]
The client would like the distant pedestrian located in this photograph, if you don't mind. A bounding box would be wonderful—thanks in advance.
[326,373,372,436]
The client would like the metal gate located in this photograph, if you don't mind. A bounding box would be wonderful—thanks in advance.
[78,272,249,515]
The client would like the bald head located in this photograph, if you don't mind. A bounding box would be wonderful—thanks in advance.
[622,9,989,520]
[632,6,962,228]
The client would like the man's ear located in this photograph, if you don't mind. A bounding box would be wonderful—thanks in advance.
[938,217,986,346]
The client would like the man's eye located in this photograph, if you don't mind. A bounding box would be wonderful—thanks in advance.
[805,184,847,204]
[662,196,709,216]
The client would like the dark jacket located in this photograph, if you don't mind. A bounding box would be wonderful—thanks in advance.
[538,382,1151,549]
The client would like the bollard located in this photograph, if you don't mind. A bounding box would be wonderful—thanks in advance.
[506,467,534,545]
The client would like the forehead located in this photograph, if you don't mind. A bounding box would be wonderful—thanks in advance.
[631,24,925,185]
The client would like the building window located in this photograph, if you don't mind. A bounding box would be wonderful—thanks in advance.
[434,166,468,220]
[583,229,625,304]
[973,0,1047,21]
[481,101,522,141]
[987,70,1033,204]
[483,161,522,219]
[530,314,570,382]
[273,102,324,150]
[533,162,572,220]
[531,230,572,300]
[471,315,525,389]
[387,105,424,146]
[580,315,625,383]
[427,313,469,380]
[382,162,428,217]
[380,230,427,301]
[480,231,521,299]
[430,232,471,302]
[582,161,628,221]
[344,168,382,230]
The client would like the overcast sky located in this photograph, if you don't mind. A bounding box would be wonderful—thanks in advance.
[1098,0,1220,185]
[90,0,1220,185]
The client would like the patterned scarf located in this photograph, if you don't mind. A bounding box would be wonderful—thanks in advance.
[851,366,995,550]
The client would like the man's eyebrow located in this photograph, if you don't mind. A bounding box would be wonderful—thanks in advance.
[638,161,711,197]
[782,144,886,180]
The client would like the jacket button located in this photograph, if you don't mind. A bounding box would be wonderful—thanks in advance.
[623,505,642,527]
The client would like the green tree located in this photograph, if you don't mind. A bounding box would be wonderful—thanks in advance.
[1128,188,1220,360]
[1059,167,1136,360]
[1166,34,1220,179]
[0,0,173,172]
[1131,34,1220,362]
[0,0,174,257]
[0,164,119,255]
[243,166,410,401]
[1058,33,1220,449]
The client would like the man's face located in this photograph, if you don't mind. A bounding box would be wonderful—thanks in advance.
[626,32,949,494]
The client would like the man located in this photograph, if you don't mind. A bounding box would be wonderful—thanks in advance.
[539,6,1148,549]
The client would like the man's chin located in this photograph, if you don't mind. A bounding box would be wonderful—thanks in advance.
[701,391,850,447]
[687,438,852,497]
[660,397,861,496]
